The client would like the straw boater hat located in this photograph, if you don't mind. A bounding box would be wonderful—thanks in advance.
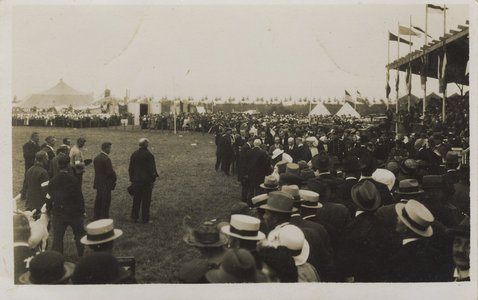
[393,179,424,195]
[251,194,268,207]
[351,180,381,212]
[260,191,298,213]
[19,251,75,284]
[299,190,323,209]
[183,216,228,247]
[260,175,279,190]
[272,148,285,160]
[205,248,268,283]
[269,225,310,266]
[80,219,123,245]
[395,200,434,237]
[221,214,266,241]
[277,160,288,174]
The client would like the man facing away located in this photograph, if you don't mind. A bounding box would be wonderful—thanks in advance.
[129,138,159,224]
[93,142,117,220]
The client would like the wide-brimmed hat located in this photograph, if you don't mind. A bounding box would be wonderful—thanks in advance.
[281,185,301,202]
[351,180,381,211]
[251,194,268,207]
[272,148,284,160]
[312,151,334,172]
[400,159,418,175]
[299,190,322,209]
[421,175,443,189]
[340,156,365,172]
[395,200,433,237]
[260,191,297,213]
[385,161,400,175]
[300,169,316,183]
[359,152,378,174]
[372,168,396,192]
[305,178,331,196]
[445,151,459,164]
[446,216,470,237]
[183,216,228,247]
[80,219,123,245]
[269,225,310,266]
[260,175,279,190]
[205,249,268,283]
[71,253,131,284]
[286,163,300,175]
[394,179,424,195]
[221,214,265,241]
[277,160,288,174]
[19,251,75,284]
[279,173,303,187]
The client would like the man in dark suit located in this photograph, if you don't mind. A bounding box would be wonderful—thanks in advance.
[23,151,49,219]
[327,131,346,162]
[42,136,56,172]
[284,137,297,157]
[220,128,235,176]
[93,142,117,220]
[268,136,283,157]
[214,128,224,172]
[292,137,311,163]
[244,139,271,205]
[49,146,73,179]
[14,214,36,284]
[335,156,365,218]
[358,152,395,207]
[129,138,159,224]
[446,216,470,281]
[23,132,41,173]
[238,136,253,203]
[47,155,86,258]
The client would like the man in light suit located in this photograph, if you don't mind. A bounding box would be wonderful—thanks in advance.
[93,142,117,220]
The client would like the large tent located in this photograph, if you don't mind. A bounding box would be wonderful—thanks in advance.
[335,102,361,118]
[18,80,93,109]
[309,102,331,116]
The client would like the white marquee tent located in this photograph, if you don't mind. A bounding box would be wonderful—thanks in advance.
[309,102,331,116]
[335,102,360,118]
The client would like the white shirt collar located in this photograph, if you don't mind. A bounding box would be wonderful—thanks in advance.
[453,268,470,280]
[291,213,300,217]
[14,242,30,247]
[402,238,420,245]
[361,175,373,180]
[101,151,109,156]
[346,177,357,180]
[319,172,331,176]
[303,215,316,220]
[47,145,53,150]
[355,210,365,217]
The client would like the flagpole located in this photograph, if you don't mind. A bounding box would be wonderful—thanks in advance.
[442,5,446,123]
[423,5,428,118]
[396,22,400,133]
[408,16,412,113]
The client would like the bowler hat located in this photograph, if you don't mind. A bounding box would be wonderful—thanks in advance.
[19,251,75,284]
[183,217,228,247]
[81,219,123,245]
[72,253,131,284]
[221,214,265,241]
[400,159,418,175]
[396,200,433,237]
[351,180,381,211]
[340,156,365,172]
[205,249,267,283]
[385,161,399,175]
[445,151,459,164]
[394,179,424,195]
[297,160,308,170]
[260,191,297,213]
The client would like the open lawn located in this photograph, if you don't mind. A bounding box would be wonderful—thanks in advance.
[12,126,241,283]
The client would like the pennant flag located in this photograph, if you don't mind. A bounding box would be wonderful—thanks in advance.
[427,4,448,13]
[406,67,412,95]
[345,90,355,106]
[420,55,428,90]
[356,91,369,106]
[399,26,420,37]
[386,69,391,99]
[395,73,400,92]
[413,26,432,38]
[389,32,413,46]
[438,51,447,93]
[465,60,469,76]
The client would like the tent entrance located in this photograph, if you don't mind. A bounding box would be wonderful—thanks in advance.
[140,103,148,116]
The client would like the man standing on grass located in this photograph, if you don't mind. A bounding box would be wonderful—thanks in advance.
[23,132,41,173]
[93,142,117,220]
[70,137,87,190]
[129,138,159,224]
[23,151,49,220]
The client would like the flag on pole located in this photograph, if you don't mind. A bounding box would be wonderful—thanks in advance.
[389,32,413,46]
[413,26,432,38]
[406,67,412,95]
[420,55,428,90]
[438,50,447,93]
[356,91,369,106]
[386,69,391,98]
[344,90,354,106]
[399,26,421,37]
[427,4,448,13]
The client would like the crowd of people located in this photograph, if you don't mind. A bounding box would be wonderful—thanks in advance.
[15,132,158,284]
[13,104,470,284]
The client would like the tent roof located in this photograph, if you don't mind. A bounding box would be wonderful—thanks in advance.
[309,102,331,116]
[18,80,93,109]
[335,102,361,118]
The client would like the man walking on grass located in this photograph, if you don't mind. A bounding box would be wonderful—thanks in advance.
[129,138,159,224]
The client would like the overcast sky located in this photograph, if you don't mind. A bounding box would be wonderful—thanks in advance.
[12,1,469,103]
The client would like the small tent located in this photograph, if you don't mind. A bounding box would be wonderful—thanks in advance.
[335,102,361,118]
[309,102,331,116]
[19,80,93,109]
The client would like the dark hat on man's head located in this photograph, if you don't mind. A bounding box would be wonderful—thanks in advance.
[421,175,443,189]
[183,216,228,247]
[351,180,381,211]
[394,179,424,195]
[57,154,70,166]
[340,156,365,172]
[446,216,470,238]
[312,150,334,172]
[385,161,400,175]
[400,159,418,175]
[19,251,75,284]
[360,152,377,174]
[445,151,459,164]
[305,178,331,196]
[260,191,297,213]
[72,253,131,284]
[279,173,303,187]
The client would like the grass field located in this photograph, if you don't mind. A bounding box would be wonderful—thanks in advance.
[12,126,241,283]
